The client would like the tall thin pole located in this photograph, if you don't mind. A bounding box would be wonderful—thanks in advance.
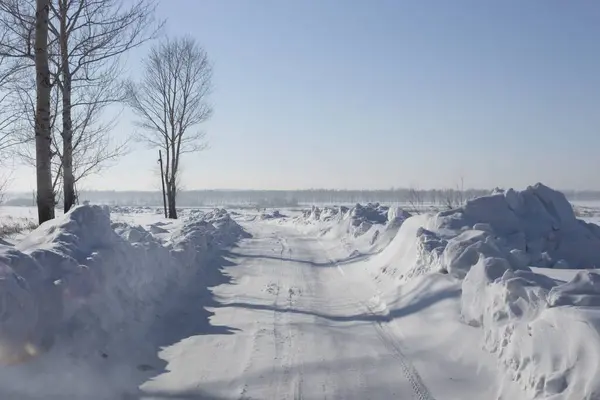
[158,150,167,218]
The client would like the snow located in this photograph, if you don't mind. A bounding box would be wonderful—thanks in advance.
[368,183,600,399]
[461,265,600,399]
[260,210,287,220]
[138,220,505,400]
[1,184,600,399]
[292,203,410,259]
[548,270,600,307]
[0,205,248,398]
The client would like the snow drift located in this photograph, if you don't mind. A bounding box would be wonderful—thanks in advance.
[260,210,286,220]
[371,183,600,399]
[0,206,247,365]
[300,203,395,236]
[295,203,412,258]
[299,203,410,240]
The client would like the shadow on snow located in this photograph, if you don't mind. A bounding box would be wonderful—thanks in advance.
[225,249,374,267]
[213,288,460,324]
[0,248,240,400]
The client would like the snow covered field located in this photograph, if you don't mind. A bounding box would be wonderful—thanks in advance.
[1,184,600,399]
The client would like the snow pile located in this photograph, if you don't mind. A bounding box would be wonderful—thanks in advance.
[388,183,600,280]
[387,206,412,228]
[185,208,205,220]
[351,202,389,225]
[110,205,158,214]
[548,270,600,307]
[298,203,404,239]
[374,183,600,398]
[461,261,600,398]
[294,203,413,259]
[260,210,286,220]
[0,205,247,364]
[301,205,348,223]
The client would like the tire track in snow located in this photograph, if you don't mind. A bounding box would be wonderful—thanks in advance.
[317,239,436,400]
[272,263,286,399]
[298,249,372,400]
[238,325,267,400]
[280,235,307,400]
[238,233,289,400]
[364,300,436,400]
[273,235,302,400]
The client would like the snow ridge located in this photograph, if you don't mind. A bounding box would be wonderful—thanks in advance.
[373,183,600,399]
[0,205,247,364]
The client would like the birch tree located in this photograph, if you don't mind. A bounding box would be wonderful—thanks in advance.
[0,0,56,222]
[126,37,212,219]
[51,0,159,212]
[1,0,159,213]
[34,0,54,223]
[13,79,128,203]
[0,53,27,154]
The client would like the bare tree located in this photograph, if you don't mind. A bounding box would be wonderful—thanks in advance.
[406,186,424,215]
[34,0,54,223]
[14,76,128,204]
[0,3,36,206]
[0,0,56,222]
[50,0,159,212]
[1,0,157,212]
[441,177,472,210]
[126,37,213,219]
[0,0,56,214]
[0,1,36,60]
[0,54,27,154]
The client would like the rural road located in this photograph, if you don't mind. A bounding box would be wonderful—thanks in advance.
[139,222,434,400]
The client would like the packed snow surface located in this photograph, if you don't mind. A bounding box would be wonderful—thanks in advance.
[1,184,600,399]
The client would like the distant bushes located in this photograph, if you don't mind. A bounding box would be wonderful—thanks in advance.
[0,219,38,238]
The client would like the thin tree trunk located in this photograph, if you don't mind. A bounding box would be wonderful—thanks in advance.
[35,0,55,224]
[59,0,75,213]
[168,134,178,219]
[167,183,177,219]
[158,150,167,218]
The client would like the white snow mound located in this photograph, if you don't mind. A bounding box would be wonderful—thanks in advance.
[298,203,410,238]
[295,203,411,257]
[461,261,600,399]
[378,183,600,281]
[436,183,600,274]
[372,183,600,399]
[0,205,247,364]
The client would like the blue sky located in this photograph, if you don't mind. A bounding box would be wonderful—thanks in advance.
[10,0,600,191]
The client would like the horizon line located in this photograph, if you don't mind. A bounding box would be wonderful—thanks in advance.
[6,187,600,194]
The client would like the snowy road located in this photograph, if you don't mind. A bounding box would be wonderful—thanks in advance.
[138,221,506,400]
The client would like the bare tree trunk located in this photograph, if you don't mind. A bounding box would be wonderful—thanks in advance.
[158,150,167,218]
[58,0,75,213]
[35,0,55,224]
[168,149,178,218]
[126,37,212,221]
[166,179,177,219]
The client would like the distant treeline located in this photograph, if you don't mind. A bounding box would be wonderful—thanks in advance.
[5,187,600,208]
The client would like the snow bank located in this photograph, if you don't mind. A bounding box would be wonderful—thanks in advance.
[380,183,600,281]
[298,203,408,238]
[295,203,412,258]
[260,210,286,220]
[0,205,247,364]
[461,263,600,398]
[110,205,159,214]
[373,183,600,399]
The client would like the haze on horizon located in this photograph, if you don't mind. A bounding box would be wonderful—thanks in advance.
[6,0,600,193]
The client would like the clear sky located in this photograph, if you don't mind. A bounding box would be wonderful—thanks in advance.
[8,0,600,191]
